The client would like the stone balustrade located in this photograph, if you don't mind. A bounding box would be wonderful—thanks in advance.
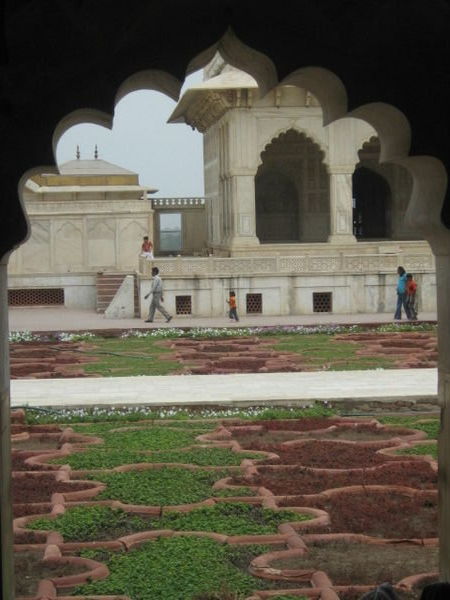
[139,248,435,278]
[151,197,205,208]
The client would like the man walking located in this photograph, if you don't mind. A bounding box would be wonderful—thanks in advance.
[144,267,173,323]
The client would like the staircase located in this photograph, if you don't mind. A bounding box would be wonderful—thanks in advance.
[96,273,140,316]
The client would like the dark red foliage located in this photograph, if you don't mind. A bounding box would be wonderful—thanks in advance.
[11,453,56,471]
[13,503,52,518]
[300,490,437,538]
[14,530,47,544]
[228,418,345,431]
[338,588,417,600]
[233,461,436,495]
[11,424,63,434]
[12,475,97,503]
[246,440,392,468]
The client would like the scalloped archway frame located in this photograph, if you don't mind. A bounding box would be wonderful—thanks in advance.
[1,18,450,593]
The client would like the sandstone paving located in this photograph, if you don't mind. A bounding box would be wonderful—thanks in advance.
[8,306,437,333]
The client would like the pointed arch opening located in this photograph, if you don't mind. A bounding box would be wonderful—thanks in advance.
[353,137,416,241]
[255,129,329,243]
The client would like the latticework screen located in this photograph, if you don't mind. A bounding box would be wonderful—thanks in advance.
[8,288,65,306]
[175,295,192,315]
[246,293,262,314]
[313,292,332,312]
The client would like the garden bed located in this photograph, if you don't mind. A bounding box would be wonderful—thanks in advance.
[239,440,396,468]
[13,473,98,504]
[270,539,438,586]
[233,460,437,496]
[70,538,302,599]
[27,503,312,541]
[14,550,89,597]
[9,324,437,378]
[11,406,440,600]
[282,489,437,538]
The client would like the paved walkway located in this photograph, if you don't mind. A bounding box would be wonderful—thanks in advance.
[10,368,437,409]
[8,307,437,332]
[8,307,438,409]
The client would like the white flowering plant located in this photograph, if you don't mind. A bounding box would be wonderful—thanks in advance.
[23,401,334,425]
[8,330,40,343]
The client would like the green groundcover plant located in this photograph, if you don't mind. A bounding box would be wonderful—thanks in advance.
[86,467,231,506]
[378,416,439,439]
[73,537,280,599]
[24,404,335,425]
[28,505,150,541]
[52,446,262,470]
[28,504,310,541]
[398,444,437,460]
[71,424,200,450]
[212,487,256,497]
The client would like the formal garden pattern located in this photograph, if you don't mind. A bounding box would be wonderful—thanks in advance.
[11,404,439,600]
[8,324,438,378]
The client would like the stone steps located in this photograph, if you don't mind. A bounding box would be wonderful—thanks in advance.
[96,273,139,316]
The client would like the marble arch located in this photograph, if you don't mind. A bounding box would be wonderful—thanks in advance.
[255,129,329,243]
[354,137,416,241]
[257,124,329,167]
[2,2,450,592]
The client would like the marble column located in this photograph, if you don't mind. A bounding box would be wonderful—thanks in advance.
[327,167,357,243]
[223,111,260,251]
[225,173,260,249]
[0,257,14,599]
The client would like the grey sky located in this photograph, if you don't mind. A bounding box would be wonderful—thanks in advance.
[56,72,204,197]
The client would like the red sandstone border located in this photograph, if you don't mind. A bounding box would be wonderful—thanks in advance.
[12,414,440,600]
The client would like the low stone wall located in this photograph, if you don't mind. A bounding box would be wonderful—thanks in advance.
[138,254,436,318]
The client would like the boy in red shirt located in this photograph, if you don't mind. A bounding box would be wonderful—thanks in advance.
[226,291,239,321]
[406,273,418,320]
[140,236,154,259]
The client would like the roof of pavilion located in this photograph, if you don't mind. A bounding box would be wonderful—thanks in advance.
[168,68,259,124]
[27,159,158,192]
[58,159,137,176]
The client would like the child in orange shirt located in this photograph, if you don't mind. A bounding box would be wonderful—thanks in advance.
[226,291,239,321]
[406,273,418,320]
[140,236,154,259]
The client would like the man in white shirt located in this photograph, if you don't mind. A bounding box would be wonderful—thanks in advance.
[144,267,173,323]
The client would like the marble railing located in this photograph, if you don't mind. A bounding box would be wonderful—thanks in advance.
[139,250,435,278]
[151,197,205,208]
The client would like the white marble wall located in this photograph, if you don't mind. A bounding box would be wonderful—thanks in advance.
[9,193,153,276]
[139,270,436,318]
[8,274,98,309]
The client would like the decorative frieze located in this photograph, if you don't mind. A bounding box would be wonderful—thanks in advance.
[140,250,435,278]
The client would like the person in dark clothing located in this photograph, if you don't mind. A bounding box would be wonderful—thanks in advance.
[394,265,410,320]
[360,582,399,599]
[420,582,450,600]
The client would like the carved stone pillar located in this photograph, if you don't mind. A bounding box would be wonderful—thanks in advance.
[327,167,357,243]
[0,257,14,599]
[222,111,260,251]
[226,173,260,249]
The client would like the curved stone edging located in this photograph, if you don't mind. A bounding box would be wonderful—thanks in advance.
[12,414,440,600]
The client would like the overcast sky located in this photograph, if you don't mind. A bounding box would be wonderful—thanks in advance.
[56,71,204,198]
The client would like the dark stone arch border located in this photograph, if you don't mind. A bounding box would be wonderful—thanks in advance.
[1,2,450,591]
